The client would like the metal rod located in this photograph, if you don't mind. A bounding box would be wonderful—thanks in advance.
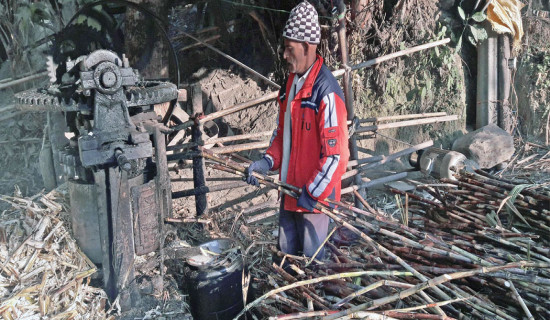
[356,115,458,133]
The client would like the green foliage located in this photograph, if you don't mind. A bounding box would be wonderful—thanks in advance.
[455,2,488,51]
[526,47,550,89]
[399,23,462,113]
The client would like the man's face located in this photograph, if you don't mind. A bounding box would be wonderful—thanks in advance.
[283,39,308,74]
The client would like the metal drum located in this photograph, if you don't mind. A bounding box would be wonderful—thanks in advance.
[183,238,246,320]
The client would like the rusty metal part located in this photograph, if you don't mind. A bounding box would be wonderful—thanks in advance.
[15,50,175,310]
[15,81,177,112]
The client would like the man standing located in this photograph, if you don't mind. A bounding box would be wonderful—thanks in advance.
[246,1,349,259]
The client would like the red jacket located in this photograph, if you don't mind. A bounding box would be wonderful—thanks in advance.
[266,56,349,212]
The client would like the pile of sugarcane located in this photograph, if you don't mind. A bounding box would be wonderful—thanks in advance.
[0,188,111,319]
[201,147,550,320]
[394,169,550,241]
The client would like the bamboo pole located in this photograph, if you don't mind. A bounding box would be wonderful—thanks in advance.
[0,71,49,90]
[209,140,269,154]
[356,115,458,133]
[342,140,432,180]
[170,91,279,132]
[166,130,272,151]
[359,140,434,171]
[332,38,451,78]
[347,155,384,168]
[361,112,448,123]
[341,172,408,195]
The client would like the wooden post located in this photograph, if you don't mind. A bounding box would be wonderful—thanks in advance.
[191,84,208,216]
[498,34,513,133]
[477,23,498,128]
[336,0,366,209]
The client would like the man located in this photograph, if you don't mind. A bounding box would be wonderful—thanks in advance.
[246,1,349,259]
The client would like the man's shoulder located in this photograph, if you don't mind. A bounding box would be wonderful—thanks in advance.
[313,64,344,98]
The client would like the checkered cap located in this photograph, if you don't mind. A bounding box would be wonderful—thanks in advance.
[283,1,321,44]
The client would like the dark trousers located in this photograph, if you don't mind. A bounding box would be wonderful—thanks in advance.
[278,195,329,258]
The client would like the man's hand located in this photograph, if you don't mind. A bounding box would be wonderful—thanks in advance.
[246,157,271,186]
[297,186,318,211]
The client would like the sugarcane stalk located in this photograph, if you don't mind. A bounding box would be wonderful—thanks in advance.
[332,280,387,309]
[445,283,515,320]
[325,240,353,264]
[507,280,535,320]
[272,263,332,310]
[389,188,445,210]
[480,271,550,285]
[204,147,550,319]
[449,210,487,227]
[477,233,550,263]
[274,293,308,312]
[307,227,339,266]
[232,270,413,320]
[324,262,550,320]
[313,262,403,271]
[379,311,456,319]
[268,310,342,320]
[392,296,468,313]
[466,170,550,202]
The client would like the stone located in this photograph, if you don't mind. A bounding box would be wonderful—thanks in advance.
[451,124,515,169]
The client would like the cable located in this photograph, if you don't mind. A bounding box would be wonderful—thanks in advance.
[218,0,334,19]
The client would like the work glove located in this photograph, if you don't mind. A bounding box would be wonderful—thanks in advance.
[297,186,318,212]
[246,157,271,186]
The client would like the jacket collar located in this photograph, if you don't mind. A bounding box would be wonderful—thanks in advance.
[286,54,324,100]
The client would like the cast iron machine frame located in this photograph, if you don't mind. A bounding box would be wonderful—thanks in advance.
[15,49,178,309]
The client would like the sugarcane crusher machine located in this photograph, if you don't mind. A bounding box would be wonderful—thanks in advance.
[15,49,178,308]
